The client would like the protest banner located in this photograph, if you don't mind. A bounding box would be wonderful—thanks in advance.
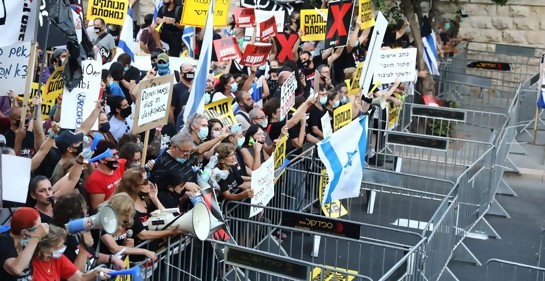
[333,102,352,131]
[274,32,299,62]
[274,135,287,181]
[259,16,277,42]
[213,38,242,62]
[280,72,296,119]
[311,266,357,281]
[359,12,387,97]
[250,156,275,218]
[234,7,255,28]
[373,48,417,84]
[240,43,272,66]
[43,68,64,103]
[132,74,175,134]
[181,0,230,27]
[321,113,333,138]
[204,98,237,126]
[0,0,39,48]
[2,154,31,204]
[300,9,328,41]
[318,169,348,218]
[359,0,375,29]
[0,41,32,97]
[86,0,128,26]
[387,93,403,130]
[349,62,364,96]
[59,60,102,131]
[28,83,55,120]
[324,0,354,48]
[244,10,284,43]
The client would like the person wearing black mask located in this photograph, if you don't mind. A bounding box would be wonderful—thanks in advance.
[170,63,195,124]
[50,130,84,184]
[107,96,133,142]
[153,170,199,212]
[96,112,117,145]
[299,51,316,93]
[89,18,116,63]
[234,91,255,132]
[150,0,184,57]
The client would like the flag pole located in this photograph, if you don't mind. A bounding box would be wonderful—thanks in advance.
[33,2,52,120]
[533,52,544,144]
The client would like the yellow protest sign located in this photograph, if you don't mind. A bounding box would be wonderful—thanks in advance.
[181,0,231,27]
[204,98,236,126]
[87,0,128,26]
[319,169,348,218]
[333,102,352,132]
[349,62,364,96]
[359,0,375,29]
[115,256,131,281]
[311,266,358,281]
[19,83,55,120]
[274,135,287,181]
[387,93,403,130]
[300,9,328,41]
[44,68,64,103]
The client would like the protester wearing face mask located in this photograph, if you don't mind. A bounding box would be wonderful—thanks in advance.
[0,208,49,281]
[107,62,125,98]
[119,142,155,171]
[180,113,230,160]
[152,133,198,183]
[85,140,126,211]
[107,96,133,142]
[89,18,116,64]
[221,125,252,177]
[335,83,350,105]
[32,224,112,281]
[170,63,195,124]
[234,91,255,132]
[156,53,171,76]
[96,112,117,144]
[5,106,36,157]
[216,143,253,203]
[308,85,330,140]
[117,54,141,104]
[49,48,68,74]
[154,170,199,212]
[241,124,269,171]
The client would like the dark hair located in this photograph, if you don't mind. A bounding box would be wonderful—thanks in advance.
[242,124,262,147]
[26,175,49,206]
[108,95,125,111]
[94,18,106,26]
[118,133,140,149]
[92,140,117,158]
[151,170,186,191]
[207,118,223,140]
[101,69,110,84]
[117,54,132,66]
[263,97,280,121]
[215,74,232,93]
[142,14,153,28]
[109,62,125,81]
[119,142,141,162]
[52,193,86,227]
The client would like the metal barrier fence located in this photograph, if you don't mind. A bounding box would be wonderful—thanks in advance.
[486,259,545,281]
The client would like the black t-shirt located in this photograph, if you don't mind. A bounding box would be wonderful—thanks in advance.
[287,120,303,154]
[266,120,286,142]
[32,148,62,179]
[0,232,33,281]
[171,82,190,121]
[157,5,182,34]
[217,167,244,203]
[121,66,141,105]
[152,151,197,183]
[308,105,328,138]
[63,234,81,263]
[332,48,356,85]
[98,230,128,256]
[234,148,248,177]
[197,32,222,61]
[4,129,34,157]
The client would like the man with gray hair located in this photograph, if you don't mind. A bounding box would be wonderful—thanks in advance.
[151,132,198,183]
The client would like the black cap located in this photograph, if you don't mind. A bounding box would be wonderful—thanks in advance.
[55,130,84,153]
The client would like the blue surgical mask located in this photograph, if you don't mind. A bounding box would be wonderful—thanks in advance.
[333,100,340,108]
[279,114,286,122]
[124,66,129,72]
[237,137,245,147]
[176,157,187,164]
[310,50,316,57]
[259,119,268,128]
[231,83,238,93]
[444,22,451,31]
[319,96,328,105]
[204,93,211,104]
[157,62,170,75]
[197,127,209,140]
[341,96,349,104]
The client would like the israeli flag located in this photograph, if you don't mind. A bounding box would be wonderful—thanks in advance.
[118,7,135,61]
[182,27,195,58]
[317,115,368,205]
[183,0,215,123]
[250,76,264,108]
[422,31,440,76]
[538,54,545,109]
[153,0,163,20]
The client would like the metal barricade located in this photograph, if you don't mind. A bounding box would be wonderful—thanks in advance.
[486,259,545,281]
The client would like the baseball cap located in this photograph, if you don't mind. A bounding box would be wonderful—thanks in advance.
[157,53,170,64]
[55,130,84,153]
[52,48,66,59]
[11,207,40,234]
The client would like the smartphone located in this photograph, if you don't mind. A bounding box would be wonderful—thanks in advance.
[231,124,242,133]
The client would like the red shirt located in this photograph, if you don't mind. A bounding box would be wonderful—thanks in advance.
[85,159,126,201]
[32,255,78,281]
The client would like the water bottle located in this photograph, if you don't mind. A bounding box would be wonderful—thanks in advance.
[82,136,93,163]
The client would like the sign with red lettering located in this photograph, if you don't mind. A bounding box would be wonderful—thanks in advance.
[240,43,272,66]
[259,16,277,42]
[213,38,243,62]
[234,7,256,28]
[324,0,354,48]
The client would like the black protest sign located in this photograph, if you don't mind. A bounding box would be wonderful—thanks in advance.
[467,61,511,71]
[281,212,361,239]
[324,0,354,48]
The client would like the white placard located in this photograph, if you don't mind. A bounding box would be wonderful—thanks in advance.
[373,48,417,84]
[0,41,32,96]
[360,12,388,94]
[60,60,102,130]
[321,112,333,138]
[0,0,39,48]
[244,10,285,43]
[249,156,275,218]
[2,154,31,204]
[280,72,297,118]
[138,83,170,127]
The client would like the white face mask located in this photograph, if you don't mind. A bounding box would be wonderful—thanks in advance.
[212,130,220,138]
[51,246,67,259]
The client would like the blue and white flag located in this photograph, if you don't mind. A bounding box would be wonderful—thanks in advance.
[317,115,369,205]
[250,76,264,108]
[183,1,215,123]
[538,54,545,109]
[118,7,135,61]
[153,0,163,20]
[182,27,195,58]
[422,31,440,76]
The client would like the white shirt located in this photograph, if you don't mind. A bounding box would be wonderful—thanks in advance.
[110,115,133,141]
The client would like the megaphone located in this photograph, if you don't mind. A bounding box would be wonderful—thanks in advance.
[89,148,114,163]
[65,205,118,235]
[90,132,104,151]
[147,202,211,241]
[371,94,387,109]
[109,265,142,281]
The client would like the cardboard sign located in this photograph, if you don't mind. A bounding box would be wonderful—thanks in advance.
[333,102,352,131]
[324,0,354,48]
[318,169,348,218]
[349,62,364,96]
[250,156,275,218]
[321,113,333,138]
[280,72,297,119]
[133,74,175,134]
[60,60,102,130]
[87,0,128,26]
[44,68,64,103]
[274,135,287,180]
[204,98,237,125]
[373,48,417,84]
[300,9,328,42]
[259,16,277,42]
[0,41,32,97]
[359,12,387,97]
[213,38,242,62]
[240,43,272,66]
[2,154,31,204]
[359,0,375,29]
[234,7,255,28]
[274,32,299,62]
[311,266,358,281]
[181,0,230,27]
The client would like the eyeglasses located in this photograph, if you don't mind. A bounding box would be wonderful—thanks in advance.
[176,145,192,155]
[140,179,149,186]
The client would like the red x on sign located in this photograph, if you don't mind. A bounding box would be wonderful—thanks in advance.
[326,2,353,39]
[275,33,299,62]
